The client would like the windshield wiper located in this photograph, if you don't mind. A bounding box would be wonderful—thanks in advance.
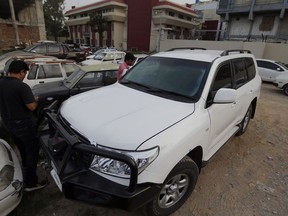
[146,87,195,100]
[120,79,151,89]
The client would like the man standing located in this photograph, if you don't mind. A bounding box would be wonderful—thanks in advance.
[0,60,46,191]
[117,52,136,80]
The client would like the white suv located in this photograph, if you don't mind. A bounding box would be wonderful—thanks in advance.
[39,48,261,216]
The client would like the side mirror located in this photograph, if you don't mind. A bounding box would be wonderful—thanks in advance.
[214,88,237,104]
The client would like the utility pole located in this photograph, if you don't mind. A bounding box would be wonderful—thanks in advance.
[157,10,163,52]
[8,0,20,45]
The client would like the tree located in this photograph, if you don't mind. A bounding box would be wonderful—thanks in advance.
[43,0,65,41]
[87,12,107,47]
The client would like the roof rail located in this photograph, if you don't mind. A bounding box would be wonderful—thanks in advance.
[167,47,206,51]
[221,50,251,56]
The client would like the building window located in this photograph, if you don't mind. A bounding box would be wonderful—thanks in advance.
[259,15,275,31]
[169,11,175,17]
[178,14,184,19]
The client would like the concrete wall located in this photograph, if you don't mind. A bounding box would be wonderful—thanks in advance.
[0,0,46,49]
[160,39,288,63]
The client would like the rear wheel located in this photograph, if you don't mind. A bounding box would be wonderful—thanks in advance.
[237,104,252,136]
[144,156,198,216]
[283,84,288,96]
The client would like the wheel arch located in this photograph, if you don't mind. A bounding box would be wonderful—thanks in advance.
[187,146,203,173]
[251,97,258,119]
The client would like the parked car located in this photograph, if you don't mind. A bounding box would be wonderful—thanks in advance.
[32,63,119,108]
[80,51,126,66]
[0,43,85,70]
[86,48,118,60]
[256,58,288,82]
[38,48,261,216]
[273,73,288,95]
[4,56,81,88]
[79,44,90,50]
[0,139,23,216]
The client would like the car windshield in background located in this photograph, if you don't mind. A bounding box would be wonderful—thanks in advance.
[121,56,210,101]
[94,53,106,60]
[64,69,85,88]
[276,62,288,70]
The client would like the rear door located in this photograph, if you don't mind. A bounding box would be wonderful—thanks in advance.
[35,63,64,87]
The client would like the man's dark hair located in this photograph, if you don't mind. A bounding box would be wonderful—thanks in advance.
[124,52,136,62]
[8,60,29,73]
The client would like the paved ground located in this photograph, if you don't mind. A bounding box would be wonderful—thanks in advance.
[8,83,288,216]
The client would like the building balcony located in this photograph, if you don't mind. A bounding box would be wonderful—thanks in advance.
[152,13,201,29]
[65,12,126,26]
[217,0,287,14]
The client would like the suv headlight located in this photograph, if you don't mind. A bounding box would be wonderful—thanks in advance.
[90,146,159,178]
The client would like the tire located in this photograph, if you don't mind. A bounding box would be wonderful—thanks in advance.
[236,104,252,136]
[283,84,288,96]
[144,156,199,216]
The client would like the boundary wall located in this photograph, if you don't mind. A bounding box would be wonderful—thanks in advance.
[161,40,288,63]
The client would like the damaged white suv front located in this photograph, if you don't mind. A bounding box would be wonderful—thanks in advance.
[39,48,261,216]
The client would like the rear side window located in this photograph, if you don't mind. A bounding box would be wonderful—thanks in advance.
[48,45,61,53]
[232,58,248,88]
[38,64,62,79]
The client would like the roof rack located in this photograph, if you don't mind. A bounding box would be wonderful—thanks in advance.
[221,50,251,56]
[167,47,206,51]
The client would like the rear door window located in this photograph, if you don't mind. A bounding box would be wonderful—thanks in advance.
[232,58,248,88]
[38,64,62,79]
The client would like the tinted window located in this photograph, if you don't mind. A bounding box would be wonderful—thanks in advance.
[232,58,248,88]
[212,62,232,92]
[48,45,61,53]
[104,70,117,85]
[33,45,46,54]
[257,60,284,71]
[123,56,210,100]
[245,58,256,80]
[76,72,104,87]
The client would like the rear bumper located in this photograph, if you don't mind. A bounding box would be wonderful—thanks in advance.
[38,108,161,210]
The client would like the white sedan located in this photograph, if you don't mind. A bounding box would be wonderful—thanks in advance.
[256,58,288,82]
[0,139,23,215]
[273,73,288,96]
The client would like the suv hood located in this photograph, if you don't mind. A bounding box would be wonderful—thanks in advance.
[60,83,195,150]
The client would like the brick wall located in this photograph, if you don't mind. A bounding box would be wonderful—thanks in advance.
[0,23,40,49]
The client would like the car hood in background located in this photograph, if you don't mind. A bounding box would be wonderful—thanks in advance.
[32,81,67,96]
[60,83,195,150]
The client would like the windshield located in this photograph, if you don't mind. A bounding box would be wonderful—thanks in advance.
[94,53,106,60]
[23,45,38,52]
[276,62,288,70]
[121,56,210,102]
[64,68,85,88]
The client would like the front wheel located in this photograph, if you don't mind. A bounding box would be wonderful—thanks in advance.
[144,156,199,216]
[283,84,288,96]
[237,104,253,136]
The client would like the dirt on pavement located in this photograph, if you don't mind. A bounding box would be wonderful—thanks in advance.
[8,83,288,216]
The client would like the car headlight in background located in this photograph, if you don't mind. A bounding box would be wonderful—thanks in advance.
[0,165,14,191]
[90,146,159,178]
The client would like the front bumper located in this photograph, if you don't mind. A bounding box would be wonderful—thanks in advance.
[39,106,160,210]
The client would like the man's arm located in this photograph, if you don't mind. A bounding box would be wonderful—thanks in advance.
[26,96,38,111]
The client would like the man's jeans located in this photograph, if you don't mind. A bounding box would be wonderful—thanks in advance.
[6,118,39,187]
